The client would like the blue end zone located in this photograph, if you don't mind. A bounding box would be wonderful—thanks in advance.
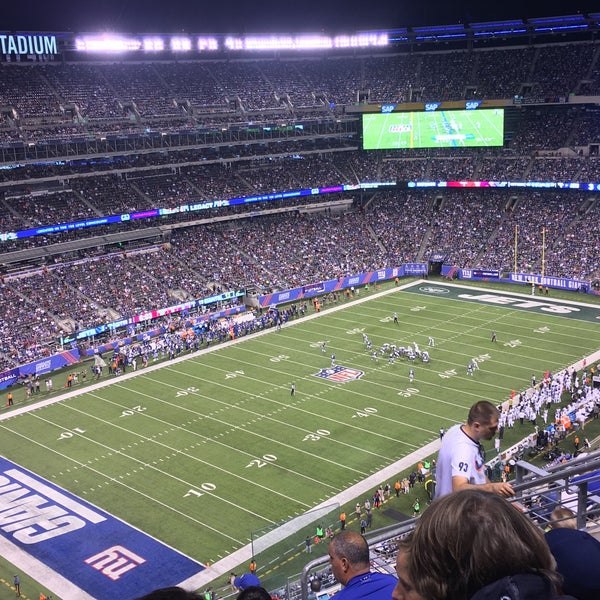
[0,457,204,599]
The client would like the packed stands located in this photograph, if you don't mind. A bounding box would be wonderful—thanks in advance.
[1,35,600,368]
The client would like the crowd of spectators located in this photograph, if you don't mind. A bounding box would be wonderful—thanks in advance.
[1,182,598,372]
[0,40,598,138]
[1,40,600,370]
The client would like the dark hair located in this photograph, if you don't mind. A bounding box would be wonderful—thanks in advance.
[329,530,369,567]
[467,401,499,426]
[409,489,561,600]
[134,587,202,600]
[236,586,272,600]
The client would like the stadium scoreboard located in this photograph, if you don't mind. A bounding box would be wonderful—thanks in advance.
[362,108,505,150]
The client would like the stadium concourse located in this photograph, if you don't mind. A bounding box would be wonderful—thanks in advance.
[2,281,599,598]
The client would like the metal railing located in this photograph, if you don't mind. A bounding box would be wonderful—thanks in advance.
[298,449,600,600]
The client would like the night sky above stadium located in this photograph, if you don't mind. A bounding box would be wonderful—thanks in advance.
[3,0,597,34]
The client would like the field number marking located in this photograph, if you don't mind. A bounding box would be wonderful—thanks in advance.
[352,407,378,418]
[225,370,245,379]
[303,429,330,442]
[397,388,419,398]
[270,355,289,363]
[438,369,457,379]
[503,339,522,348]
[120,405,146,418]
[246,454,278,468]
[346,327,365,335]
[58,427,86,440]
[473,353,491,363]
[184,482,217,498]
[176,387,199,397]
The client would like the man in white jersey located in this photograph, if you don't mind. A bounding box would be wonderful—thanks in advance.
[435,400,515,499]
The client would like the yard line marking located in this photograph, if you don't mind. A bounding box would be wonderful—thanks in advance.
[0,419,245,544]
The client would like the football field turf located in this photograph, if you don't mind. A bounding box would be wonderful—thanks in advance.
[1,280,599,598]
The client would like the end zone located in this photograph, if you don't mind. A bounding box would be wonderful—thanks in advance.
[0,457,204,599]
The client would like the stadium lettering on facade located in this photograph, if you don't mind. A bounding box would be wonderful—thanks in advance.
[0,469,105,544]
[0,34,57,56]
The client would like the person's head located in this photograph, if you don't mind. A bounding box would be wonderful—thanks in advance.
[328,530,370,585]
[236,586,272,600]
[134,587,202,600]
[548,507,577,529]
[409,489,561,600]
[392,535,423,600]
[466,401,500,441]
[234,574,261,591]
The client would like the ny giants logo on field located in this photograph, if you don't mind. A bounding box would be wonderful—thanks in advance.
[85,545,146,581]
[314,365,364,383]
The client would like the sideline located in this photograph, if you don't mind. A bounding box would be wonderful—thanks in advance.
[0,281,411,423]
[179,438,441,592]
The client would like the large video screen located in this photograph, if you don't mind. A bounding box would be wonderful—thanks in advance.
[362,108,504,150]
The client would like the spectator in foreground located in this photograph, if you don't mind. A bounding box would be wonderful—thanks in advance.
[327,530,397,600]
[234,574,261,591]
[408,489,574,600]
[237,586,272,600]
[546,507,577,530]
[435,400,514,498]
[392,535,422,600]
[545,526,600,600]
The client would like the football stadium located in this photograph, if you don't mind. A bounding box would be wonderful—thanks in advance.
[1,5,600,600]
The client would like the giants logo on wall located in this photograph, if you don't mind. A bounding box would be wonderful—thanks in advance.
[314,365,364,383]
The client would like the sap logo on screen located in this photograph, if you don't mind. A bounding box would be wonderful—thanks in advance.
[85,545,146,581]
[381,104,397,113]
[466,100,482,110]
[425,102,440,112]
[0,469,105,544]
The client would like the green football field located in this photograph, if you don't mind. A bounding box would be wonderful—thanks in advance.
[1,280,599,594]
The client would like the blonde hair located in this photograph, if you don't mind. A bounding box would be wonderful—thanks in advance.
[548,507,577,529]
